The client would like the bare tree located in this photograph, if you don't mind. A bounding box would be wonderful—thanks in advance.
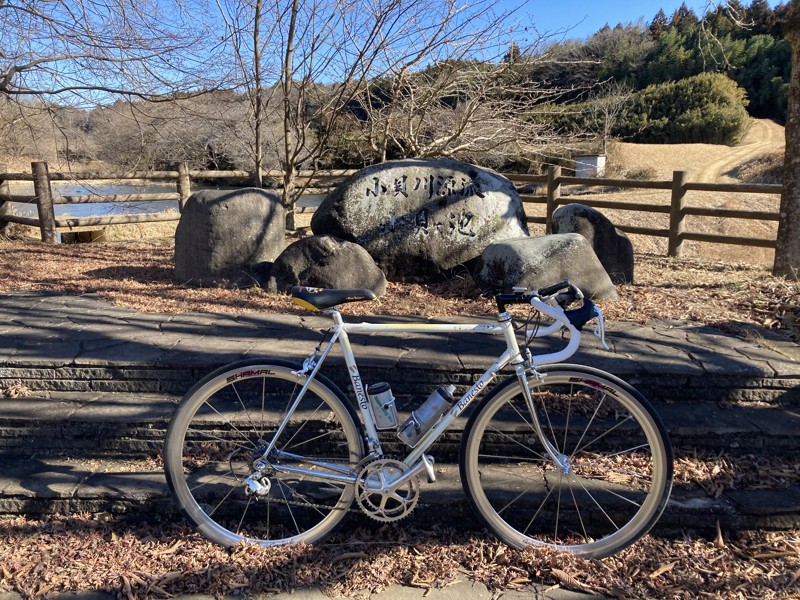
[351,57,564,168]
[587,80,633,154]
[213,0,527,229]
[692,0,795,278]
[0,0,223,103]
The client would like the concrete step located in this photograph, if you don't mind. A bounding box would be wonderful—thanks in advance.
[3,389,798,532]
[1,392,798,458]
[0,455,797,537]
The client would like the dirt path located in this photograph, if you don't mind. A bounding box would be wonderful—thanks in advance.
[694,118,785,182]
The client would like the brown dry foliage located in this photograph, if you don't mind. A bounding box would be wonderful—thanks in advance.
[0,235,797,341]
[1,229,799,599]
[0,516,798,600]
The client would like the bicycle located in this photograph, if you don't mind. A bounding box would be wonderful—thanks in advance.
[164,281,673,559]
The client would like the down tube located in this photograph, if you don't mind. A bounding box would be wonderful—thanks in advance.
[403,349,515,467]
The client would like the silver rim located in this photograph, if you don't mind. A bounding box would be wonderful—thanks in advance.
[165,364,363,547]
[463,369,671,559]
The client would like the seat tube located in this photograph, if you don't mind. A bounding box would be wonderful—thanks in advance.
[336,320,382,453]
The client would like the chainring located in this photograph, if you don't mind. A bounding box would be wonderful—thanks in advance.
[355,458,419,522]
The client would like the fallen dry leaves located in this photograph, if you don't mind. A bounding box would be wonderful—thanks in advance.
[0,516,798,599]
[0,236,797,342]
[1,235,799,598]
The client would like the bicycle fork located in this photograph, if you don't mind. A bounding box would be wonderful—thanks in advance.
[515,363,573,475]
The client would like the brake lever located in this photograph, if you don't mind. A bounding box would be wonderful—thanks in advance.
[592,305,610,351]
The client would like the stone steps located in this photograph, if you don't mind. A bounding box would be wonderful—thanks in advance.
[1,390,799,535]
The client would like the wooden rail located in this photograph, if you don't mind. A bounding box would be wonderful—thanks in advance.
[0,162,783,259]
[510,165,781,257]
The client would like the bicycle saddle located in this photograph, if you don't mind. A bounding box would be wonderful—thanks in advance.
[291,286,377,310]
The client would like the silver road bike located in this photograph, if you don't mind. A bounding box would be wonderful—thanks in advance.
[164,281,673,559]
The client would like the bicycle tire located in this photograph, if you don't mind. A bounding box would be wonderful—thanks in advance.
[460,364,673,559]
[164,358,365,547]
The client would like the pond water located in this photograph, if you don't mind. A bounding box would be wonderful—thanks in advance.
[9,183,325,219]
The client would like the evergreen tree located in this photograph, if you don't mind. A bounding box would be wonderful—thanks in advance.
[650,9,668,38]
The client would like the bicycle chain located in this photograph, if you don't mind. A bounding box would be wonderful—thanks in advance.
[250,454,384,514]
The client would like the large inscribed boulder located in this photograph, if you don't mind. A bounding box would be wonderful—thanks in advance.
[310,158,529,281]
[475,234,618,300]
[174,188,284,287]
[269,235,387,295]
[552,203,634,284]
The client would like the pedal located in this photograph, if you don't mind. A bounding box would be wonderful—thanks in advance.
[422,455,436,483]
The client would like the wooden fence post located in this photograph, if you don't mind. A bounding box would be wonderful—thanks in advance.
[177,162,191,211]
[668,170,687,257]
[32,161,57,244]
[0,164,10,234]
[546,165,561,234]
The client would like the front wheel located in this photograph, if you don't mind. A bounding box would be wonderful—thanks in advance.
[460,365,673,559]
[164,359,365,547]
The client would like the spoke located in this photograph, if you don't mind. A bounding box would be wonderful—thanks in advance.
[601,466,653,484]
[505,397,536,430]
[236,495,255,536]
[563,394,573,458]
[284,428,347,453]
[569,391,609,458]
[197,401,259,448]
[572,471,647,507]
[185,427,256,454]
[274,472,301,534]
[478,450,550,464]
[554,471,564,540]
[572,414,637,458]
[479,464,549,487]
[277,480,333,518]
[260,376,267,439]
[521,479,557,535]
[571,474,621,531]
[188,470,238,495]
[535,387,562,455]
[569,484,589,541]
[230,382,263,441]
[280,400,331,452]
[604,443,652,461]
[206,483,238,518]
[483,426,550,462]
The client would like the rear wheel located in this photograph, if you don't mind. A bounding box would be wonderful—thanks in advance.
[460,365,673,559]
[164,359,365,547]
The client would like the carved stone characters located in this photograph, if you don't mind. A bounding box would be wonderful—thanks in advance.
[310,158,529,282]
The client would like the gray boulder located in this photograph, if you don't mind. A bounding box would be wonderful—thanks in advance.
[269,234,387,295]
[310,158,529,282]
[174,188,284,287]
[475,234,618,300]
[552,203,634,284]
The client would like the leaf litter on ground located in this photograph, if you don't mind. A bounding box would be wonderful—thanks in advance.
[0,516,798,599]
[1,235,799,598]
[0,236,797,342]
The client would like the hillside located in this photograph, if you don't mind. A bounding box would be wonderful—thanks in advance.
[550,118,786,266]
[612,119,785,182]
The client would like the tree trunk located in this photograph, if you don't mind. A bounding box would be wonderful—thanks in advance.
[252,0,264,189]
[774,2,800,279]
[281,0,300,231]
[283,176,297,231]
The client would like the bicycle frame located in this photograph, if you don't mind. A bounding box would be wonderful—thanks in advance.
[262,297,591,486]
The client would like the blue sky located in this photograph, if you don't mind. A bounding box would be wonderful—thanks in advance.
[508,0,785,41]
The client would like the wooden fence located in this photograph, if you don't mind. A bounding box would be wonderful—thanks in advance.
[0,161,783,258]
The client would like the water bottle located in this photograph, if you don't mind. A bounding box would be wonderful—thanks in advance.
[367,382,398,430]
[397,385,456,447]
